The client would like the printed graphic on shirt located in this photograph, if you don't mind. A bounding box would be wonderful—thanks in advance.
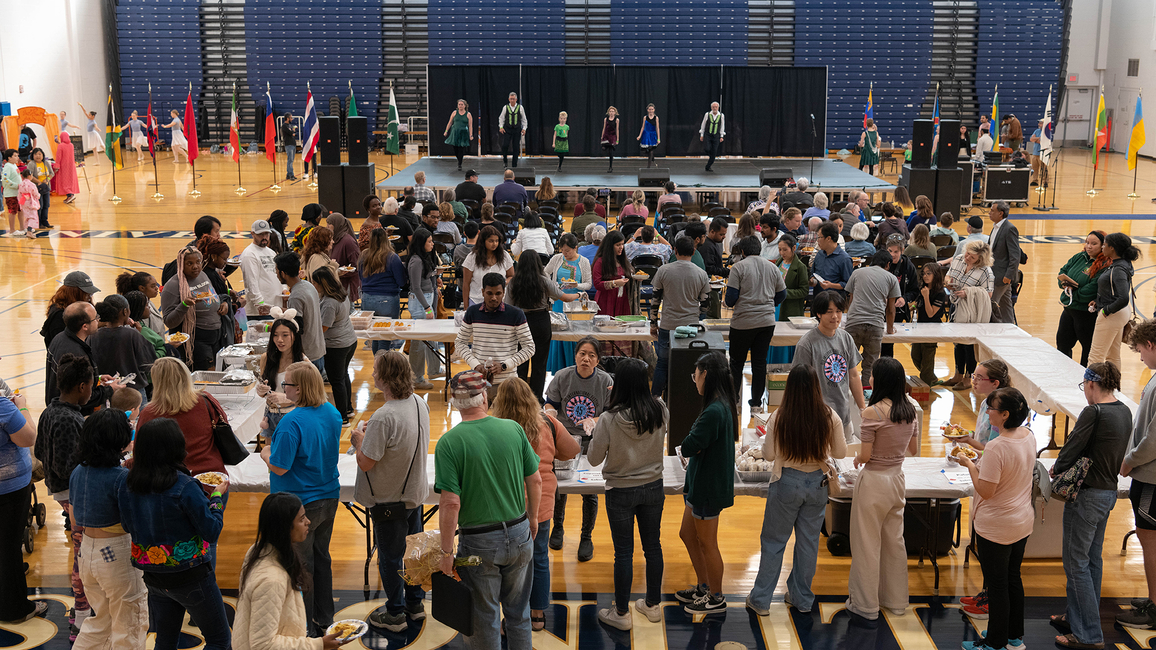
[187,278,219,306]
[823,352,849,384]
[565,393,599,427]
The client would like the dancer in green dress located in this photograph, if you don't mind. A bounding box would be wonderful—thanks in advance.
[553,112,570,172]
[858,118,881,175]
[442,99,473,171]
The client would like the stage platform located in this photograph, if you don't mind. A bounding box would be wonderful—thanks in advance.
[377,155,896,195]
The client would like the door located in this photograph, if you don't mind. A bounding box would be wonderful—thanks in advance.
[1115,87,1141,153]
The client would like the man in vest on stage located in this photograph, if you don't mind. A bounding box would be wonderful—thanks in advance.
[499,92,527,168]
[699,102,726,172]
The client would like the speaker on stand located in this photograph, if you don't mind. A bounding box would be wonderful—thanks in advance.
[317,164,345,215]
[911,119,934,169]
[937,119,961,168]
[319,116,341,162]
[343,163,376,218]
[346,116,368,166]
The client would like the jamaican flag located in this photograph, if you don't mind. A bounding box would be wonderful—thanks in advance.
[105,92,123,169]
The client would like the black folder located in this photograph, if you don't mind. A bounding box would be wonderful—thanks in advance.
[432,571,473,636]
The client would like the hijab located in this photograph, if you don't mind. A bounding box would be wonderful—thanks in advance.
[326,213,355,244]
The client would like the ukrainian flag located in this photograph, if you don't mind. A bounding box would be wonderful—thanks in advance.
[1128,92,1146,171]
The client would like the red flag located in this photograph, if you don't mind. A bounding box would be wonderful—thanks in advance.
[264,90,277,163]
[146,94,157,158]
[184,88,199,163]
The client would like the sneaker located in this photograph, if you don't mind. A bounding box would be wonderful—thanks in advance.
[684,592,726,615]
[549,525,564,550]
[676,584,707,604]
[960,590,987,607]
[405,600,426,621]
[750,405,765,415]
[368,609,408,632]
[1131,597,1152,610]
[634,599,661,623]
[960,642,999,650]
[414,380,435,390]
[784,591,810,613]
[980,629,1025,648]
[745,595,769,617]
[1118,598,1156,629]
[577,537,593,562]
[962,602,989,620]
[3,600,49,624]
[597,604,632,630]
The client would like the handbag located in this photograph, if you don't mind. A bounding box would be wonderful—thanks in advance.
[823,457,852,498]
[367,396,424,522]
[205,394,250,466]
[1051,405,1098,501]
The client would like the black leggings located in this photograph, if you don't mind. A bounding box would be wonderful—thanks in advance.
[518,310,552,402]
[453,146,467,167]
[37,183,49,225]
[644,146,656,166]
[1056,307,1098,366]
[324,342,357,417]
[603,144,616,169]
[192,327,223,371]
[859,163,877,175]
[954,343,976,375]
[728,326,775,407]
[975,532,1027,648]
[557,154,565,168]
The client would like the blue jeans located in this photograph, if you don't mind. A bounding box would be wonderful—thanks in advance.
[297,498,338,635]
[748,467,827,611]
[1063,486,1117,644]
[285,145,297,178]
[605,479,664,609]
[372,506,426,615]
[530,518,552,611]
[651,328,671,397]
[409,292,442,381]
[457,519,533,650]
[362,292,402,353]
[145,567,230,650]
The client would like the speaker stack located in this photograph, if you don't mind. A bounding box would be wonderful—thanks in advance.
[318,116,341,162]
[901,118,968,222]
[911,119,934,169]
[638,168,670,187]
[315,115,375,217]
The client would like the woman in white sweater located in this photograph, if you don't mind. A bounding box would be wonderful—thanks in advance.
[511,212,554,258]
[233,493,341,650]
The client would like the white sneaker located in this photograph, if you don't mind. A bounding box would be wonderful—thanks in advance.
[750,405,766,415]
[597,604,632,630]
[634,599,661,623]
[414,380,435,390]
[745,595,769,617]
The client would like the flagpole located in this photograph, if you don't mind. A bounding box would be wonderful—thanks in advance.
[1048,86,1070,210]
[187,82,201,197]
[233,82,246,195]
[150,83,163,200]
[108,84,121,203]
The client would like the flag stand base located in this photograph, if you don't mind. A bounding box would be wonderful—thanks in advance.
[151,192,164,200]
[1128,192,1141,198]
[235,187,247,196]
[109,195,122,203]
[189,189,201,197]
[1033,205,1057,211]
[1086,189,1100,195]
[307,181,318,190]
[271,184,282,193]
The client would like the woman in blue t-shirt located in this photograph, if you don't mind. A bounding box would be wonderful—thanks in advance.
[0,389,40,623]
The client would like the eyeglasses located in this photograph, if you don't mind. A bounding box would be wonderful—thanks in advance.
[972,373,990,383]
[1078,381,1087,391]
[281,382,297,388]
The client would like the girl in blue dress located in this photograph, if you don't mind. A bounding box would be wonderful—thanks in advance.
[637,104,661,168]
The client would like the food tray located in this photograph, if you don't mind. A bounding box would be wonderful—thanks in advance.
[702,319,731,331]
[554,458,579,481]
[614,315,648,322]
[737,470,773,483]
[788,316,818,329]
[594,321,645,333]
[191,371,256,395]
[349,310,373,330]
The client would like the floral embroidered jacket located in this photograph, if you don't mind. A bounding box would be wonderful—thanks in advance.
[117,472,225,573]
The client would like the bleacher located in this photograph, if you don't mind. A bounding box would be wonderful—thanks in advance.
[610,0,749,64]
[116,0,203,121]
[428,0,567,64]
[976,0,1063,129]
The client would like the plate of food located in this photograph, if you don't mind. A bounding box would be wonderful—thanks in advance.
[631,272,651,281]
[327,619,368,644]
[166,332,190,345]
[788,316,818,329]
[194,472,228,488]
[338,265,356,273]
[560,279,579,287]
[940,423,973,439]
[227,255,241,266]
[947,445,978,463]
[389,235,401,241]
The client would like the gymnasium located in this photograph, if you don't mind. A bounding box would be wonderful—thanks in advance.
[2,0,1156,648]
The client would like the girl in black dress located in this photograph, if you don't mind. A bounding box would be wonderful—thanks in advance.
[601,107,620,173]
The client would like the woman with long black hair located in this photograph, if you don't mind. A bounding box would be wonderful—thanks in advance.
[461,224,514,308]
[232,492,342,650]
[312,266,358,421]
[507,251,576,400]
[407,228,444,390]
[256,317,306,442]
[592,230,633,319]
[1088,232,1142,372]
[677,351,737,615]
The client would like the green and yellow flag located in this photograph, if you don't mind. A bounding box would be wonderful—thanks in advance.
[1094,86,1109,168]
[105,91,123,169]
[990,86,1000,150]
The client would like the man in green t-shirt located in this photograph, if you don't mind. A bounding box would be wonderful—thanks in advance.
[435,370,541,649]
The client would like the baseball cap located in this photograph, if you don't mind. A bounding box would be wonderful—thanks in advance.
[464,169,478,179]
[450,370,490,396]
[251,219,272,234]
[63,271,99,294]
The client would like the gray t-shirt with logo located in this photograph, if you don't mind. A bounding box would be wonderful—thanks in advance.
[546,366,614,438]
[355,395,430,508]
[793,327,862,432]
[727,256,787,330]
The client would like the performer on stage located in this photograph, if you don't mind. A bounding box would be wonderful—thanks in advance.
[443,99,473,171]
[699,102,726,172]
[637,104,660,168]
[858,118,881,175]
[601,107,620,173]
[164,109,189,163]
[76,102,104,163]
[553,112,569,172]
[498,92,527,168]
[127,111,147,161]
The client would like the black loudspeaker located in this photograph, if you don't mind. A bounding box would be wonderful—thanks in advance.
[934,167,964,221]
[666,330,726,454]
[319,116,341,162]
[514,168,536,186]
[900,165,937,205]
[317,164,345,215]
[346,116,368,166]
[958,161,975,206]
[911,119,934,169]
[937,119,961,168]
[760,168,793,186]
[343,163,376,218]
[638,168,670,187]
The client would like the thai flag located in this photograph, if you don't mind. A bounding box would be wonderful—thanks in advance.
[302,89,320,163]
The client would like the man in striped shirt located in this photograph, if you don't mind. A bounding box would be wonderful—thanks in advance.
[455,272,535,402]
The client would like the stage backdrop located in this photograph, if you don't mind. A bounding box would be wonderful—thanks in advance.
[427,65,827,158]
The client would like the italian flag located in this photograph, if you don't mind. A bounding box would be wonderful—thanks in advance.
[1094,86,1109,168]
[230,86,240,163]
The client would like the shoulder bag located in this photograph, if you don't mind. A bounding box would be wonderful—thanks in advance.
[1051,404,1098,501]
[205,394,250,466]
[366,396,425,522]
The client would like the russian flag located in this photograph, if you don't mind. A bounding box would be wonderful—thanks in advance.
[302,89,320,163]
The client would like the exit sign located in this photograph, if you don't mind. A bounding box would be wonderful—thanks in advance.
[1068,74,1079,83]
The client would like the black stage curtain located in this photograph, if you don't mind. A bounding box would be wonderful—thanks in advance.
[611,66,720,158]
[427,65,520,157]
[722,66,827,157]
[522,66,612,157]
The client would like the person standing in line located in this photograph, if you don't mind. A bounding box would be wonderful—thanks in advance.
[499,92,527,169]
[587,359,669,630]
[725,236,786,413]
[746,365,846,616]
[592,231,635,323]
[238,219,282,317]
[435,370,542,650]
[910,263,950,385]
[461,225,515,308]
[1088,232,1142,372]
[810,222,854,299]
[987,201,1021,324]
[350,351,430,633]
[858,118,881,175]
[454,272,535,401]
[443,99,473,171]
[1049,362,1131,649]
[164,109,188,163]
[846,357,920,622]
[941,240,995,390]
[1118,320,1156,630]
[45,302,119,414]
[406,228,445,391]
[650,236,711,398]
[699,102,725,172]
[553,111,570,172]
[601,107,620,173]
[506,251,575,401]
[637,104,661,168]
[676,351,738,615]
[1055,231,1109,367]
[281,111,298,180]
[160,246,225,370]
[358,228,407,354]
[956,388,1035,650]
[843,250,901,388]
[277,252,326,369]
[792,291,866,440]
[0,387,43,624]
[312,266,357,421]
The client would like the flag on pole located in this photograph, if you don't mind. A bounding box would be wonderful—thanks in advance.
[264,88,277,163]
[990,86,1000,150]
[348,82,359,118]
[863,83,874,129]
[184,86,199,163]
[1040,85,1054,166]
[386,85,400,155]
[146,85,158,158]
[1128,91,1146,171]
[104,91,123,169]
[229,84,240,163]
[302,87,320,162]
[931,83,940,163]
[1094,86,1108,168]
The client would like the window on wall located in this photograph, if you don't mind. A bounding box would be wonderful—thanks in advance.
[1129,58,1140,76]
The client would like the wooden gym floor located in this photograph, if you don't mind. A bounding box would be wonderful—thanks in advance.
[4,145,1156,607]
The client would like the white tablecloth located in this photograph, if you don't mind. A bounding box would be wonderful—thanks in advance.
[228,452,361,503]
[214,393,264,448]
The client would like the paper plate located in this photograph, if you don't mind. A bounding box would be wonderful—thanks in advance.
[327,620,368,644]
